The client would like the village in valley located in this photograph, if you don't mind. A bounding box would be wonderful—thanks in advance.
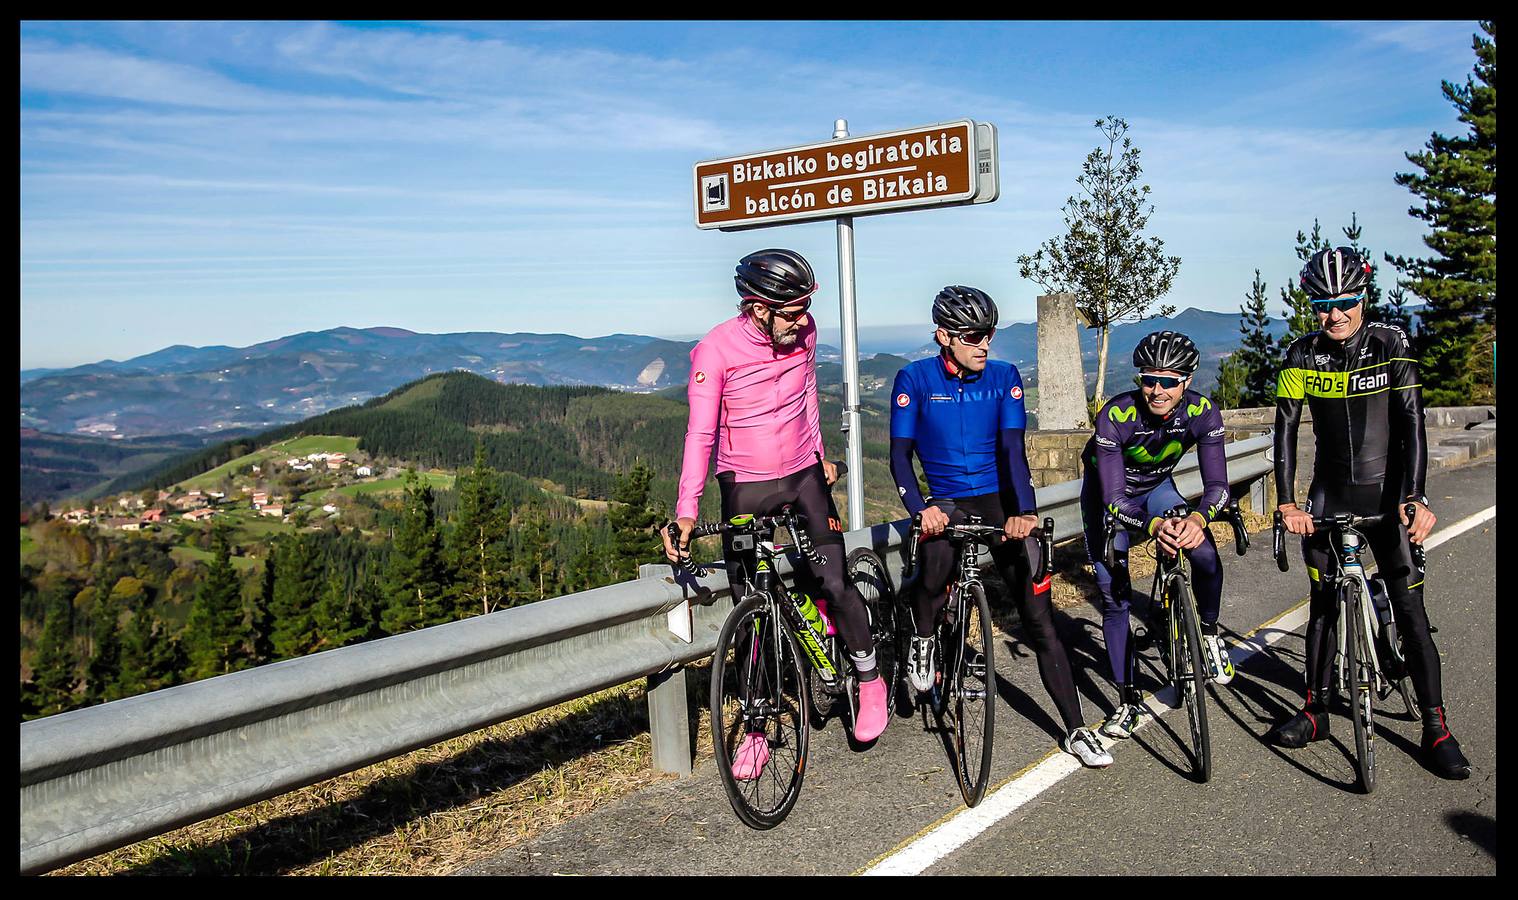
[42,436,431,537]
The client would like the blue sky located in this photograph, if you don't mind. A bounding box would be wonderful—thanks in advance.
[20,20,1482,369]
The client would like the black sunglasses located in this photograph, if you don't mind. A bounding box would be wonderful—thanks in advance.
[762,299,812,321]
[1137,374,1185,390]
[948,328,995,346]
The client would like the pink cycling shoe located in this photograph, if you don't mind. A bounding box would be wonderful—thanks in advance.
[854,676,889,742]
[731,732,771,781]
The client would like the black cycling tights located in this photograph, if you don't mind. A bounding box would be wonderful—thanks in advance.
[717,465,871,658]
[905,492,1086,734]
[1301,481,1441,709]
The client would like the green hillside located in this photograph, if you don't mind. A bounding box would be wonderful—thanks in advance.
[113,367,906,527]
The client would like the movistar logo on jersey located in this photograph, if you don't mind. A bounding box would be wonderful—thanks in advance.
[1186,397,1212,417]
[1108,404,1137,423]
[1124,441,1184,465]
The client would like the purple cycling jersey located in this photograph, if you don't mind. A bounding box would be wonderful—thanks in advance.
[1082,389,1230,531]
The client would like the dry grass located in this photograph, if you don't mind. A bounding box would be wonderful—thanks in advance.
[52,682,675,876]
[51,513,1274,877]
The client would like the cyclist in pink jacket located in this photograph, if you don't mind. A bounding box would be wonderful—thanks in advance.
[662,249,888,772]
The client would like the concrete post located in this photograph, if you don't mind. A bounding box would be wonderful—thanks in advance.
[647,667,692,777]
[1035,293,1091,430]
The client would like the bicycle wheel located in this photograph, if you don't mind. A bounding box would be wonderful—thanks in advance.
[948,582,996,806]
[1170,577,1212,783]
[1343,580,1376,794]
[847,547,900,713]
[710,594,810,829]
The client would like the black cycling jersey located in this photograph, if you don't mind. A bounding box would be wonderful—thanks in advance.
[1274,322,1428,507]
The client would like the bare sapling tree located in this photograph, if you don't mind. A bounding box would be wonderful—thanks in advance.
[1019,116,1181,408]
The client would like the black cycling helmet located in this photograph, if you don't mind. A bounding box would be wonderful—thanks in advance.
[932,285,998,331]
[1300,246,1372,298]
[734,249,817,305]
[1132,330,1200,376]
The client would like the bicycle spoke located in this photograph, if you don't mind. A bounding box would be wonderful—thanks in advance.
[711,596,809,828]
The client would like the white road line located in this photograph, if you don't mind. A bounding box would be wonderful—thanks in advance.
[860,504,1496,877]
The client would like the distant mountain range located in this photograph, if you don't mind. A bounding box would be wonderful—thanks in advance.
[21,307,1347,441]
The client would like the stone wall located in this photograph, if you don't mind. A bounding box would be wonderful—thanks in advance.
[1024,429,1088,487]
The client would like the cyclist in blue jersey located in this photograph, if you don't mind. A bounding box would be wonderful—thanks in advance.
[891,286,1112,768]
[1082,331,1234,741]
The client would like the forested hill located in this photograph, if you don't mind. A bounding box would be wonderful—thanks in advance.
[110,372,693,503]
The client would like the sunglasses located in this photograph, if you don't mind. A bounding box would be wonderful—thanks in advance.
[948,328,995,346]
[750,297,811,321]
[1137,374,1185,390]
[1310,293,1365,314]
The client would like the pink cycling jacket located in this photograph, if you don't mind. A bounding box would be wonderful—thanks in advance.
[676,313,826,521]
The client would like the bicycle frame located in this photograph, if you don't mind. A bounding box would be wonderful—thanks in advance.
[1326,529,1390,700]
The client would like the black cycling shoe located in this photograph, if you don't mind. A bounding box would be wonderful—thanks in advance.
[1421,708,1472,780]
[1265,706,1330,748]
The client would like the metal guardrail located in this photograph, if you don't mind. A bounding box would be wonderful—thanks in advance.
[19,434,1273,874]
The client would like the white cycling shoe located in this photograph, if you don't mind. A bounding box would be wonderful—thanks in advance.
[1202,632,1236,686]
[1064,727,1114,768]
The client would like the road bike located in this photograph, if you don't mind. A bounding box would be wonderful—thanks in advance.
[1272,504,1423,794]
[1104,499,1251,783]
[667,507,895,829]
[899,514,1053,806]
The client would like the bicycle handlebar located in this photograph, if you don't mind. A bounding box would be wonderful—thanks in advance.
[905,513,1054,581]
[1272,503,1424,573]
[1102,499,1250,569]
[663,507,825,577]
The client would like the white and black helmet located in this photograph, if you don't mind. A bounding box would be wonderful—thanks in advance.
[1300,246,1372,298]
[932,285,998,331]
[1132,330,1200,376]
[734,249,817,305]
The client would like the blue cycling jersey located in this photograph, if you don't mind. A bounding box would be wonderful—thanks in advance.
[890,356,1029,501]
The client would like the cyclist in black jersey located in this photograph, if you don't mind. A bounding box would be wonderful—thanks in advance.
[1268,246,1471,780]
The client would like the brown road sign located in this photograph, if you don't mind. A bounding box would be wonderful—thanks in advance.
[694,120,990,230]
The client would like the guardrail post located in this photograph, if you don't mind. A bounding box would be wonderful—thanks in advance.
[647,667,692,777]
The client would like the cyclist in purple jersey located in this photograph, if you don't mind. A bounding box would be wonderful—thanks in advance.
[1081,331,1235,740]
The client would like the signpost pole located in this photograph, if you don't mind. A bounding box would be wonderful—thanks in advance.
[832,118,865,528]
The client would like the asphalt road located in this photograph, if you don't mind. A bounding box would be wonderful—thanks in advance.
[459,457,1496,876]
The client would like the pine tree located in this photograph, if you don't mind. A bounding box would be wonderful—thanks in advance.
[1017,116,1182,408]
[24,593,79,718]
[183,527,248,680]
[114,606,159,699]
[381,471,447,632]
[269,534,321,660]
[1382,284,1417,336]
[1279,221,1330,347]
[1212,352,1249,410]
[85,589,122,703]
[313,569,372,649]
[607,463,659,581]
[446,442,512,617]
[248,555,276,665]
[1340,212,1383,318]
[1386,21,1497,405]
[1230,269,1280,406]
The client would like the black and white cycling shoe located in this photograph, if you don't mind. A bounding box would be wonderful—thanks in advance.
[1064,727,1114,768]
[907,635,935,694]
[1100,703,1141,740]
[1202,633,1236,686]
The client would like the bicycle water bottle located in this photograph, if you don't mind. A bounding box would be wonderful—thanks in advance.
[790,591,837,682]
[794,592,828,642]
